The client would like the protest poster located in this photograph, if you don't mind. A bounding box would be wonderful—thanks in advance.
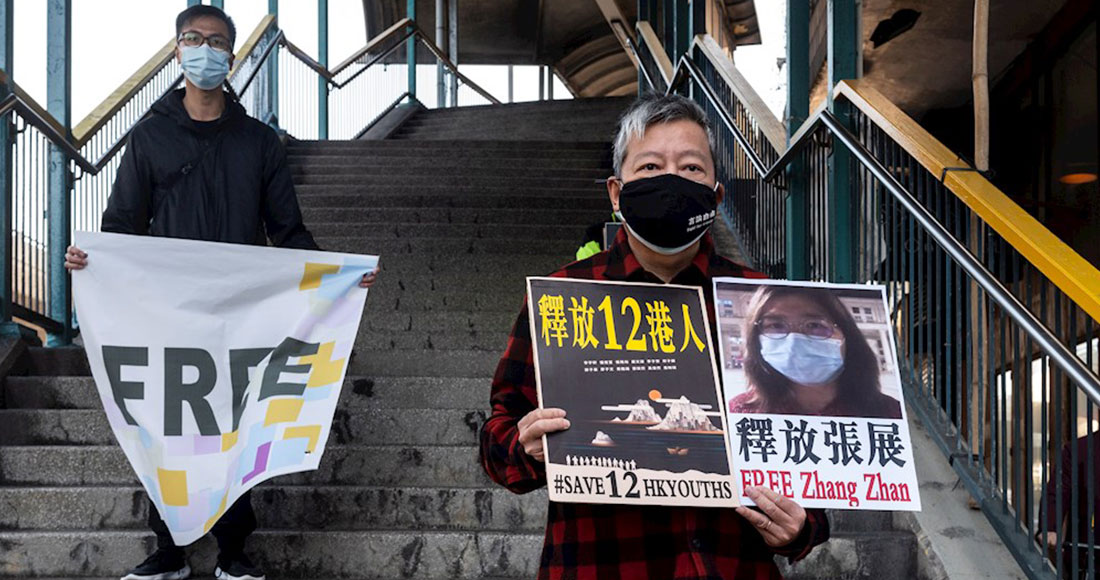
[71,231,378,544]
[713,278,921,511]
[527,277,738,507]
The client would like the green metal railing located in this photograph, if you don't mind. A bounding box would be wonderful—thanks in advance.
[636,23,1100,580]
[231,17,501,142]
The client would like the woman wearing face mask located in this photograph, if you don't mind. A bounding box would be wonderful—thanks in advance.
[727,286,903,419]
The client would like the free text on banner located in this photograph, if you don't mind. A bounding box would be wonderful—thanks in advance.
[714,278,921,511]
[528,277,738,508]
[72,231,379,544]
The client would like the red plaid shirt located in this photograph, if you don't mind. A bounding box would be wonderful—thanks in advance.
[479,230,830,580]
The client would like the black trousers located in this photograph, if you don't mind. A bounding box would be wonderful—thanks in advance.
[148,491,256,557]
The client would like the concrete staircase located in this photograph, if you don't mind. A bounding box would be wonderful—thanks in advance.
[0,98,917,579]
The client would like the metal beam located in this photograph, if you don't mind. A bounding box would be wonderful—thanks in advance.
[507,65,513,102]
[46,0,71,343]
[547,66,554,100]
[268,0,279,126]
[638,0,652,92]
[0,0,14,331]
[407,0,416,102]
[827,0,859,282]
[436,0,446,107]
[673,0,690,64]
[785,0,810,280]
[318,0,328,138]
[449,0,458,105]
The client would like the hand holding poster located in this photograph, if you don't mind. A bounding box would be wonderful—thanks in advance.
[527,277,738,508]
[72,231,378,545]
[714,278,921,511]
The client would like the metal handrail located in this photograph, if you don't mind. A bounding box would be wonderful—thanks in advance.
[820,109,1100,402]
[72,39,177,148]
[622,33,657,93]
[332,29,415,89]
[0,76,95,173]
[659,40,1100,407]
[667,56,771,176]
[235,19,502,106]
[233,28,286,96]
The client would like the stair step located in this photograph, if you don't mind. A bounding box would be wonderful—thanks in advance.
[302,222,584,241]
[0,530,543,578]
[311,237,577,256]
[287,139,610,152]
[299,207,601,226]
[287,156,609,169]
[0,486,546,532]
[780,530,917,580]
[292,192,611,210]
[294,184,611,199]
[0,528,911,579]
[0,408,488,446]
[5,376,492,411]
[291,165,607,178]
[19,348,504,378]
[292,175,602,188]
[0,445,488,487]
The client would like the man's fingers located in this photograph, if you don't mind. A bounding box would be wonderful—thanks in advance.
[746,487,800,527]
[744,487,793,528]
[517,408,567,431]
[519,417,570,443]
[735,506,770,530]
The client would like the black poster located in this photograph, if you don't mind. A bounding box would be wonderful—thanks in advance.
[527,277,738,507]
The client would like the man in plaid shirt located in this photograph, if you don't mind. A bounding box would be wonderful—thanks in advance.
[479,94,829,579]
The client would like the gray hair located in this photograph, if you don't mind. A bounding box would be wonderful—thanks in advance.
[612,93,717,177]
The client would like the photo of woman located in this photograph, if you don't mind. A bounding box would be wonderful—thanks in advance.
[721,283,904,419]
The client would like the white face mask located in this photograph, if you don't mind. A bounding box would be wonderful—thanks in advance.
[759,333,845,385]
[180,44,230,91]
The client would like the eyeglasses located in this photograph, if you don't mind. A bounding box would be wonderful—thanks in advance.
[178,31,233,54]
[755,316,838,340]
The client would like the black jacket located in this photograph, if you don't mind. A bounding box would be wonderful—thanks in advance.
[101,89,318,250]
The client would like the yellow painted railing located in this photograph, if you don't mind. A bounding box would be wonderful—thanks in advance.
[835,79,1100,323]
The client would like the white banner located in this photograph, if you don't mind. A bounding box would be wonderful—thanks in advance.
[72,231,378,544]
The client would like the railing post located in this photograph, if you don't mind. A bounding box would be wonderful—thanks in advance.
[317,0,328,139]
[0,0,16,336]
[268,0,279,126]
[507,65,513,103]
[827,0,859,283]
[785,0,810,281]
[448,0,458,105]
[436,0,447,107]
[673,0,691,64]
[407,0,416,102]
[211,0,224,8]
[637,0,652,92]
[46,0,71,344]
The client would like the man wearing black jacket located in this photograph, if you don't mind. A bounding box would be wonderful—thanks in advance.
[65,6,375,580]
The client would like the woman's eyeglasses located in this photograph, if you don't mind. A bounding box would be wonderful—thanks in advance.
[178,31,233,54]
[755,317,838,340]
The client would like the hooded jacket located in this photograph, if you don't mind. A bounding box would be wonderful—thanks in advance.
[101,89,318,250]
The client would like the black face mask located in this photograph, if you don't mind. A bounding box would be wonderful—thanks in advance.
[617,173,719,255]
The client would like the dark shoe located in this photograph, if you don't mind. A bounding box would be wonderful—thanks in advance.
[214,553,265,580]
[120,548,191,580]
